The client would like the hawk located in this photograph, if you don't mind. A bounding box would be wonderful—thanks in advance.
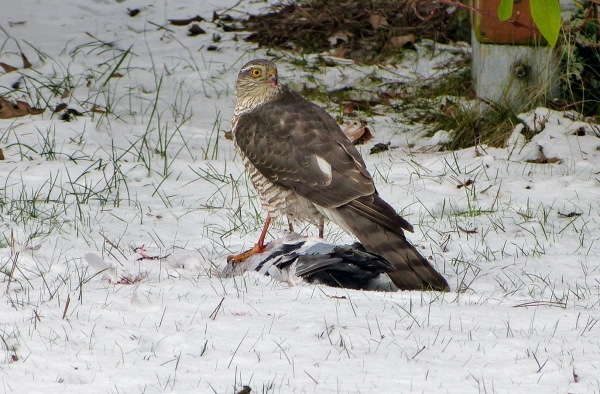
[231,59,449,291]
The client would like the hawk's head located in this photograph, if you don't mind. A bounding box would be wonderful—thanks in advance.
[235,59,281,113]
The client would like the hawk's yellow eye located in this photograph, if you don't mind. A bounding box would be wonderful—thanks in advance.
[251,68,262,78]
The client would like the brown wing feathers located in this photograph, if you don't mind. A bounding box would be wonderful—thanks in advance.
[234,63,448,291]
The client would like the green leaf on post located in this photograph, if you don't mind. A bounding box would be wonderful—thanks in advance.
[498,0,513,21]
[530,0,561,47]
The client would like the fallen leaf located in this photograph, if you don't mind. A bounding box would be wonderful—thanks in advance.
[91,104,105,114]
[17,100,41,115]
[369,14,389,29]
[389,34,415,47]
[330,45,347,58]
[558,211,582,218]
[343,102,357,115]
[0,148,4,160]
[236,386,252,394]
[0,97,44,119]
[525,145,562,164]
[440,98,457,118]
[224,131,233,140]
[21,53,31,68]
[328,31,350,46]
[370,142,390,155]
[188,24,206,36]
[67,108,82,116]
[458,225,478,234]
[54,103,68,113]
[344,122,373,145]
[0,62,18,73]
[212,11,220,22]
[111,72,123,78]
[526,156,562,164]
[61,89,70,99]
[168,15,204,26]
[217,22,244,32]
[353,125,373,145]
[219,14,235,22]
[456,179,474,189]
[128,8,140,17]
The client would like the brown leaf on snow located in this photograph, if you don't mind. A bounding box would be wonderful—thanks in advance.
[389,34,415,48]
[0,62,18,73]
[16,100,43,115]
[169,15,205,26]
[0,97,44,119]
[188,24,206,36]
[218,14,235,22]
[53,103,68,113]
[1,53,32,72]
[343,102,357,115]
[0,148,4,160]
[91,104,105,114]
[212,12,236,23]
[527,156,562,164]
[369,14,389,29]
[558,211,582,218]
[343,121,373,145]
[21,53,31,69]
[526,145,562,164]
[61,89,70,99]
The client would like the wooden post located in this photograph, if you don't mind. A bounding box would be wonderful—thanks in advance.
[471,0,561,110]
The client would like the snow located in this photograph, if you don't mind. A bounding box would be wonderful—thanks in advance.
[1,1,599,393]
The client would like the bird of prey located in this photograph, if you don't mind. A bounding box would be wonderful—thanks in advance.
[222,234,397,291]
[231,59,449,291]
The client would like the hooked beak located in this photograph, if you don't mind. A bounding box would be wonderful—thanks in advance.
[269,69,278,87]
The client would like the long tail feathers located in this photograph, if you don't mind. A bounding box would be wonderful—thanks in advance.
[332,201,449,292]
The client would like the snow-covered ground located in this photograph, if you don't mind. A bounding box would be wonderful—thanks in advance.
[1,1,599,393]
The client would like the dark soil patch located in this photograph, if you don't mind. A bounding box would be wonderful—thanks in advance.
[241,0,470,64]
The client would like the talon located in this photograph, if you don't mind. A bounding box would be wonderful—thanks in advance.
[227,243,266,264]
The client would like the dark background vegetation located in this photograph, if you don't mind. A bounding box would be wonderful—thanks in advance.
[239,1,600,149]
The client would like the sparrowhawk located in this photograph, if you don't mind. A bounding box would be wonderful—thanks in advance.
[231,59,448,291]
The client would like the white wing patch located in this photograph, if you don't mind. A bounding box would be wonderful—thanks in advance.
[314,155,332,184]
